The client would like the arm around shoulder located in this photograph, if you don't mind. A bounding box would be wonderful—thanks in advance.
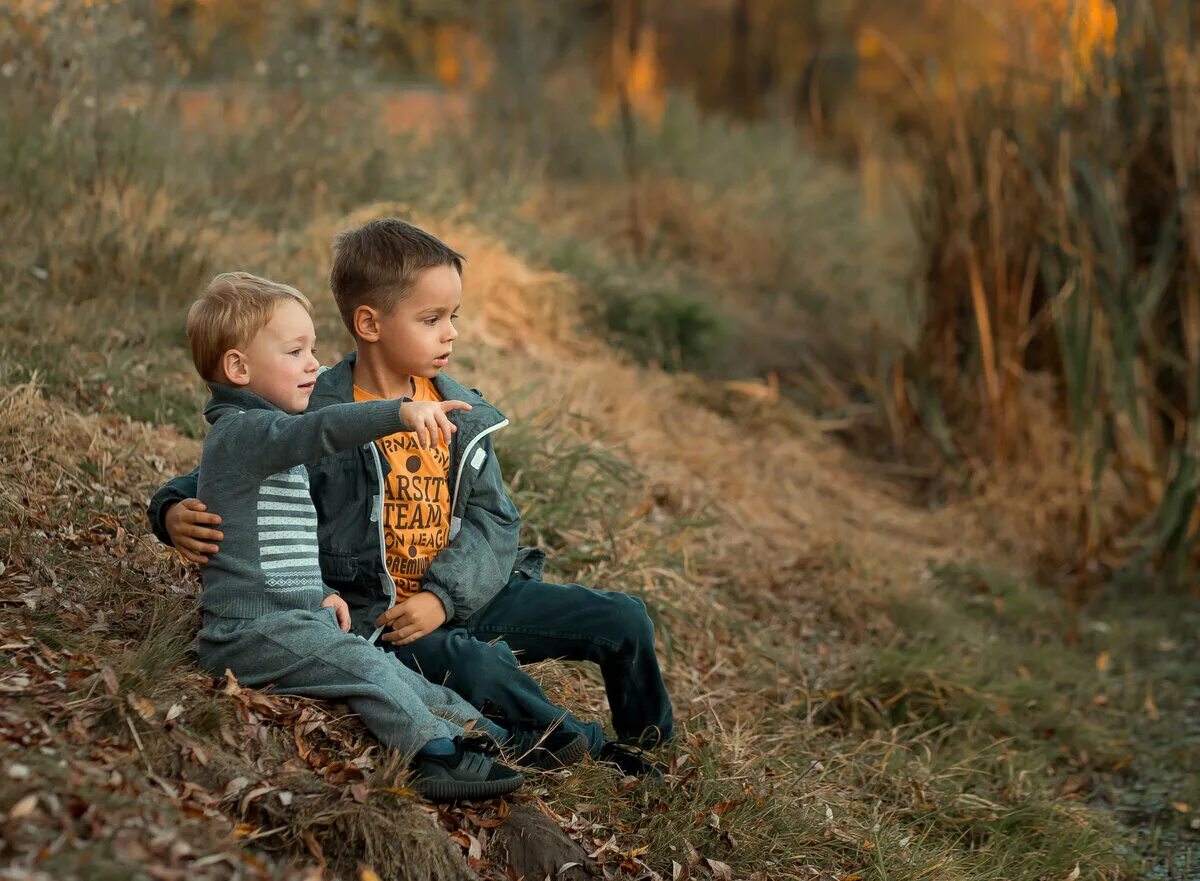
[146,466,200,546]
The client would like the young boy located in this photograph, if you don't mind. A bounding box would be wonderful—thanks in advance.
[180,271,569,802]
[150,222,673,774]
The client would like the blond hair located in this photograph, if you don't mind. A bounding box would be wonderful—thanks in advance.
[186,272,313,383]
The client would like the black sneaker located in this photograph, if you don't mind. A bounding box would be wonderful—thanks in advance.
[506,728,589,770]
[410,738,524,802]
[596,741,665,780]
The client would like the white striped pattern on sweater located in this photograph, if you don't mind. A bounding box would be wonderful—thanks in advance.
[257,466,324,595]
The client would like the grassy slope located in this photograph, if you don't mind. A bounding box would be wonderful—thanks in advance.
[3,203,1197,880]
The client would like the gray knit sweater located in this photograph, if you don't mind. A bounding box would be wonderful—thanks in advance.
[197,384,405,621]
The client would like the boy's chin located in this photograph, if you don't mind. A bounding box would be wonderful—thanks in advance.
[281,393,312,413]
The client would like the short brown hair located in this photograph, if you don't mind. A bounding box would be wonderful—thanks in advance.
[329,218,464,336]
[186,271,312,383]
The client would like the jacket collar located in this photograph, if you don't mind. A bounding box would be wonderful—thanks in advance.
[313,351,506,433]
[202,383,283,425]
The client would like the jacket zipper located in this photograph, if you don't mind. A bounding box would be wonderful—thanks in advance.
[366,440,391,645]
[448,418,509,538]
[366,414,508,641]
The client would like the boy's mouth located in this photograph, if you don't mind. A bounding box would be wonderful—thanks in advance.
[298,382,315,390]
[433,353,451,367]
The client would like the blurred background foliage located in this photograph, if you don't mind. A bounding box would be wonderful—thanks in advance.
[3,0,1200,597]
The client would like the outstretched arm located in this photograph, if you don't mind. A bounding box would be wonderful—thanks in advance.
[220,399,471,479]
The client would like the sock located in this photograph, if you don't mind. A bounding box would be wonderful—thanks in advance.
[417,737,457,758]
[480,719,509,743]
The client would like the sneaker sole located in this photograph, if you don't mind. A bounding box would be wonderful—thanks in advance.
[413,772,524,802]
[540,732,589,770]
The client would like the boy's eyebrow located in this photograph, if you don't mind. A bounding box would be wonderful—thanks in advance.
[418,302,462,315]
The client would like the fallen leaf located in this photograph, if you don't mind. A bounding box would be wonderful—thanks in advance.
[710,798,744,816]
[8,793,38,820]
[303,830,325,864]
[240,785,275,815]
[706,858,733,881]
[224,776,251,797]
[1144,686,1160,721]
[233,822,258,839]
[1066,864,1080,881]
[101,666,120,695]
[127,692,157,722]
[1172,802,1190,813]
[359,867,382,881]
[1095,650,1110,672]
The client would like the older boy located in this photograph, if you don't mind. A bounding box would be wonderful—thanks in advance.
[179,271,529,801]
[150,221,673,774]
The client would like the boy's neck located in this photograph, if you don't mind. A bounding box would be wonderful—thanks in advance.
[351,349,415,399]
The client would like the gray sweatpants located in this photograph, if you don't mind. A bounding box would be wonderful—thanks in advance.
[198,607,491,755]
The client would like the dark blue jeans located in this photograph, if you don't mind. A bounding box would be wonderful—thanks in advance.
[383,575,673,753]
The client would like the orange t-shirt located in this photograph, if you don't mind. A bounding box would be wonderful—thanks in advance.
[354,377,451,601]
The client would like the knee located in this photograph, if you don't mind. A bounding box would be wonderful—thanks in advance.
[605,593,655,653]
[445,633,519,688]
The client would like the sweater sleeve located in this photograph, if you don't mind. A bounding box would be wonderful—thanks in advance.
[215,400,407,479]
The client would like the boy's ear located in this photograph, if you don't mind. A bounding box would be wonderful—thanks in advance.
[353,305,382,343]
[221,349,251,387]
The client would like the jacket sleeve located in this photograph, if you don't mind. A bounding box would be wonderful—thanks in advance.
[146,467,200,547]
[218,401,405,480]
[421,437,520,625]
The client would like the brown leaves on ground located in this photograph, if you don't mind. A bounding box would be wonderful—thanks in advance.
[0,205,1006,880]
[1,382,757,881]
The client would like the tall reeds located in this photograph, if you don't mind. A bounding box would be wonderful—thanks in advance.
[901,0,1200,591]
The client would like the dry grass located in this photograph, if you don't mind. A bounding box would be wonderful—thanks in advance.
[895,0,1200,590]
[4,202,1161,878]
[1,7,1183,874]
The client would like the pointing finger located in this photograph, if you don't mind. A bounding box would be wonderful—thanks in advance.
[435,411,453,446]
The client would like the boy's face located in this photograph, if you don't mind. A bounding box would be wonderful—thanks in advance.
[231,299,320,413]
[370,264,462,382]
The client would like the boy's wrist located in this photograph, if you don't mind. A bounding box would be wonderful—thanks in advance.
[422,584,454,622]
